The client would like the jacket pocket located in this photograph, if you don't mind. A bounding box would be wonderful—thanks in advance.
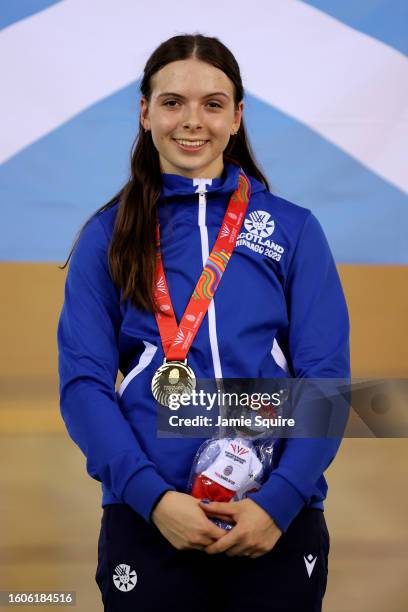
[270,337,291,376]
[117,341,158,401]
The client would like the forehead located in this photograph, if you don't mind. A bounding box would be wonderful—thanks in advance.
[150,58,234,98]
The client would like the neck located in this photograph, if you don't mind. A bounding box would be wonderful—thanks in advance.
[160,157,224,180]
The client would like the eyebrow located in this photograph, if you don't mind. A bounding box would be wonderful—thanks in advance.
[157,91,230,100]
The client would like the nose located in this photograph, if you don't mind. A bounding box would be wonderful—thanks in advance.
[182,103,203,131]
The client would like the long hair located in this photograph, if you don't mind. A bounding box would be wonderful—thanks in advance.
[60,33,270,313]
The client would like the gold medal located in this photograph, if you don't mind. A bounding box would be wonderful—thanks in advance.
[151,359,196,408]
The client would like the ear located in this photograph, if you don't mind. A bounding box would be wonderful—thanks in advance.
[232,100,244,134]
[140,96,150,131]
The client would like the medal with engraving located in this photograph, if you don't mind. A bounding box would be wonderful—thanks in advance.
[151,359,196,408]
[151,169,251,407]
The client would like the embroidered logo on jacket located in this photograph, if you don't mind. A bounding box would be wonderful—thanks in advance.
[244,210,275,237]
[237,210,285,262]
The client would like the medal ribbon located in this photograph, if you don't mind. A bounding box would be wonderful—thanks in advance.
[153,169,251,361]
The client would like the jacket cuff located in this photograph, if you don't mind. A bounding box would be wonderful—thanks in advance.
[246,473,305,532]
[148,489,174,525]
[122,467,176,523]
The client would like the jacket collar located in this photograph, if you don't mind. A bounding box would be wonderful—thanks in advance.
[159,161,265,202]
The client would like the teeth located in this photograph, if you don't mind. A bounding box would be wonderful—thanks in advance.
[175,139,207,147]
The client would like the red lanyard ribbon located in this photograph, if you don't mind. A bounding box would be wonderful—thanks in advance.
[153,169,251,361]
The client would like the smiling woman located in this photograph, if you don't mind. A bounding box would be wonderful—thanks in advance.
[57,32,349,612]
[60,35,267,314]
[140,61,242,178]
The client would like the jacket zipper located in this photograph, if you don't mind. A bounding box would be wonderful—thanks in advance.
[195,182,223,379]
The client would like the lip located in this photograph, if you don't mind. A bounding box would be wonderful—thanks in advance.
[172,138,209,152]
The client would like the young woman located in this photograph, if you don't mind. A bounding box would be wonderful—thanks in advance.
[58,34,349,611]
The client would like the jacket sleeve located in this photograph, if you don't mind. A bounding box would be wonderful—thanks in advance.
[57,215,175,522]
[246,212,350,532]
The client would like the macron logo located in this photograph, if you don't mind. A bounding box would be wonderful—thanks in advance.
[304,554,317,577]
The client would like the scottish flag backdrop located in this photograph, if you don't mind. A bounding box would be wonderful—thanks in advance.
[1,6,408,609]
[0,0,407,262]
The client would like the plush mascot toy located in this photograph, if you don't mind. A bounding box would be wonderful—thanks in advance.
[191,436,264,505]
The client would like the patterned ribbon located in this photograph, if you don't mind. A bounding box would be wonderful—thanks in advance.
[154,169,251,361]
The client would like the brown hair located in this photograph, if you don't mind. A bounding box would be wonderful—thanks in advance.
[60,33,270,312]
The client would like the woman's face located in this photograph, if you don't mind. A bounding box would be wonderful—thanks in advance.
[140,58,243,178]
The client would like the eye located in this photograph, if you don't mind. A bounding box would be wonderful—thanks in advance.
[162,100,222,108]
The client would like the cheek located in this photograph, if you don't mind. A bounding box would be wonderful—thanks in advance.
[160,114,179,135]
[151,113,176,137]
[209,117,233,137]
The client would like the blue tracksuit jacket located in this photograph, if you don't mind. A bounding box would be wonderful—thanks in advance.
[57,161,350,532]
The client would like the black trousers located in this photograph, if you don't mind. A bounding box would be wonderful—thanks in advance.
[95,503,329,612]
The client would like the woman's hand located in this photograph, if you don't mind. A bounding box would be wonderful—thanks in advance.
[199,498,282,558]
[151,491,227,551]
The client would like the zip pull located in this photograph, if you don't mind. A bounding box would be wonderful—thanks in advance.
[198,189,207,227]
[193,178,212,227]
[198,190,207,207]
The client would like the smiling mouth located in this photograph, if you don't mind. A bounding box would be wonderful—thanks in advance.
[172,138,209,150]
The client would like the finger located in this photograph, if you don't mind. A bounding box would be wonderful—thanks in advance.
[207,523,229,540]
[248,550,268,559]
[204,529,240,555]
[225,546,249,557]
[199,500,236,512]
[199,500,234,521]
[188,537,217,550]
[199,503,232,519]
[201,509,236,523]
[199,501,237,516]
